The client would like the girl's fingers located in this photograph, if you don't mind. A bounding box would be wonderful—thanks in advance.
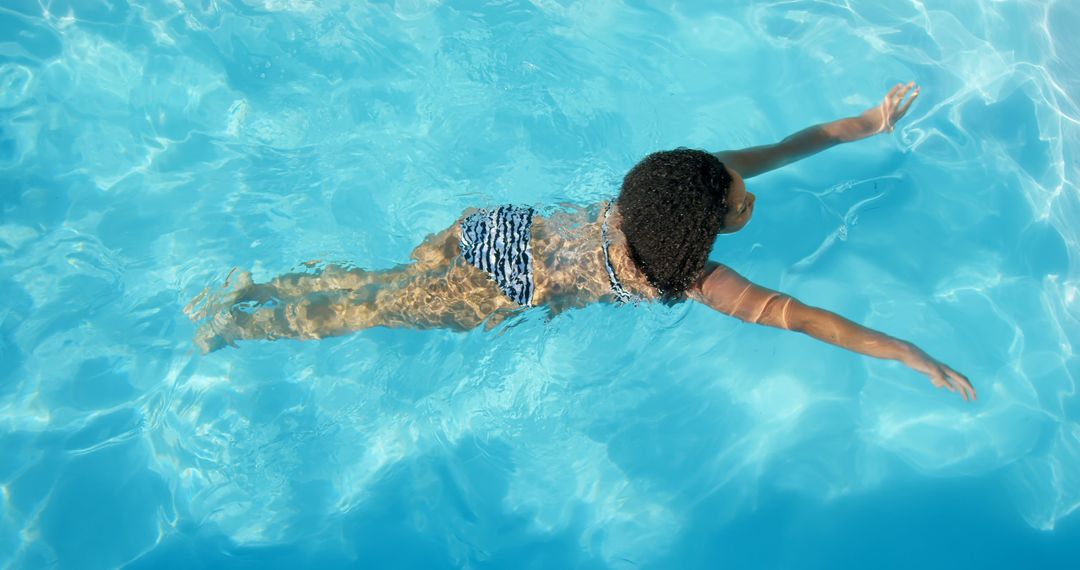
[942,374,963,399]
[954,379,969,401]
[886,83,903,100]
[895,88,918,119]
[947,369,976,401]
[885,81,915,101]
[923,360,976,402]
[944,365,967,384]
[940,366,975,402]
[935,371,956,392]
[937,369,954,392]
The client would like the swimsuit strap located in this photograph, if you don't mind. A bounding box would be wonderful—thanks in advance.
[602,202,644,304]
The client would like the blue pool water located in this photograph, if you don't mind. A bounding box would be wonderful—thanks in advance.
[2,0,1079,567]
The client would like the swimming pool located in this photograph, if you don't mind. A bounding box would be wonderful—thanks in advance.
[1,0,1078,567]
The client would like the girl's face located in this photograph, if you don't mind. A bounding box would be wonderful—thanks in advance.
[719,166,754,233]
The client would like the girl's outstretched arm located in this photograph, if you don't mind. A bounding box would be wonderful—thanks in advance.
[714,82,919,179]
[688,262,976,401]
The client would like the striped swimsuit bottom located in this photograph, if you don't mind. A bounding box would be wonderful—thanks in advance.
[459,203,645,307]
[459,205,537,307]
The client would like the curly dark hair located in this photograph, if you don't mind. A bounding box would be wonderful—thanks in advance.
[616,148,732,301]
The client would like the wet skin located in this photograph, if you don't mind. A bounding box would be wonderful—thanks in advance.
[189,82,976,402]
[188,201,659,352]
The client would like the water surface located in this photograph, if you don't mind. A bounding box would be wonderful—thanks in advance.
[1,0,1078,568]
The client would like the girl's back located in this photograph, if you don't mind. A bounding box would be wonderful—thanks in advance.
[407,202,655,327]
[530,203,656,315]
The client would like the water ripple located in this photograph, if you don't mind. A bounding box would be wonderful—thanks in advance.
[1,0,1078,567]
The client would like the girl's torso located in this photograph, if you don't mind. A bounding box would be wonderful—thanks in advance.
[513,202,658,315]
[405,202,659,328]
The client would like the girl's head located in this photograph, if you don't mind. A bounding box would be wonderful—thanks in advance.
[617,148,753,300]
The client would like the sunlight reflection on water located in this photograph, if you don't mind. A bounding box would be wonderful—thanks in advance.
[0,0,1077,568]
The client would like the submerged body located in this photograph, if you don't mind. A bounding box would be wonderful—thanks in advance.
[190,82,976,402]
[190,202,657,350]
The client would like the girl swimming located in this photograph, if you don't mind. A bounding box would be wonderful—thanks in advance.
[188,82,976,402]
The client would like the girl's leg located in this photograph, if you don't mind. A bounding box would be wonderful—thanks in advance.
[258,264,414,298]
[219,218,462,302]
[193,261,518,353]
[195,287,379,353]
[189,214,515,352]
[192,267,401,353]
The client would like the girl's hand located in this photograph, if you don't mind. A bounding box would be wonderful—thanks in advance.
[900,342,977,402]
[847,82,920,141]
